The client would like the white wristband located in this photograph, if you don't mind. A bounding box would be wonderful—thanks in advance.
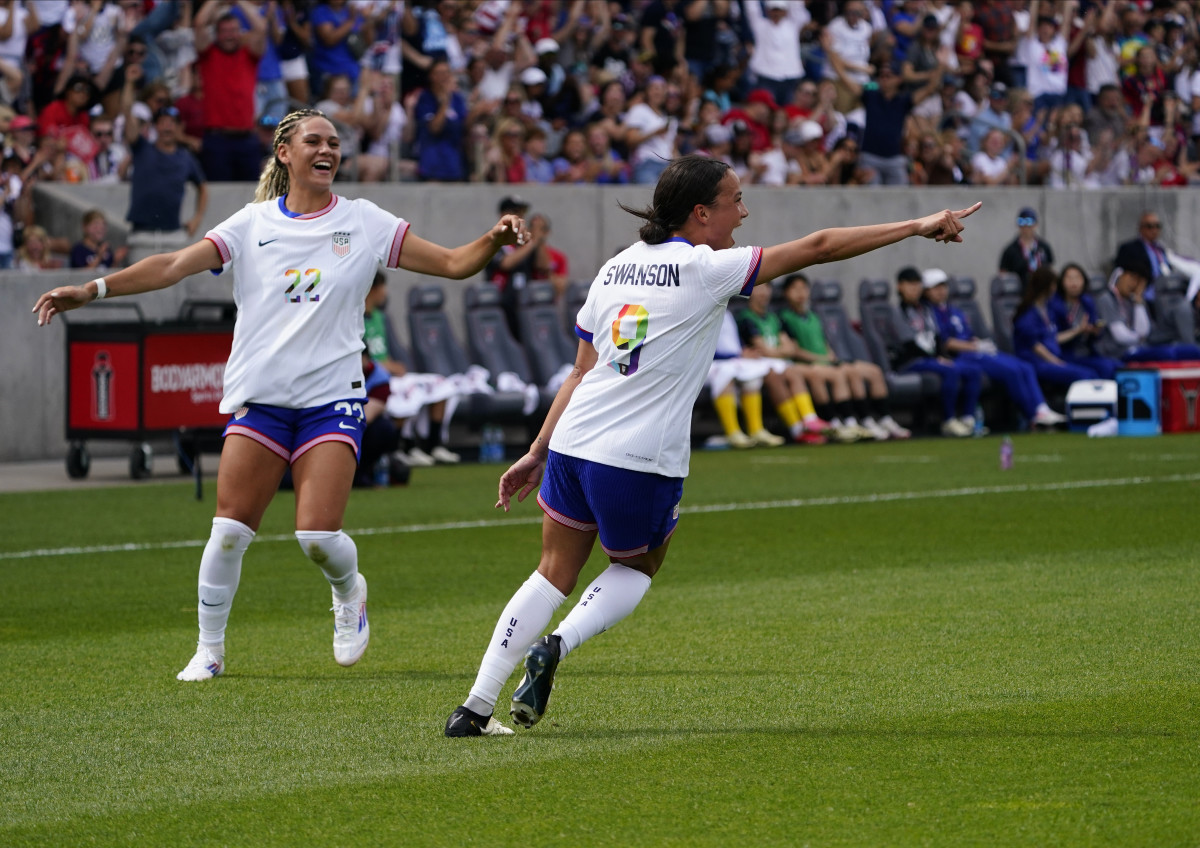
[93,277,107,300]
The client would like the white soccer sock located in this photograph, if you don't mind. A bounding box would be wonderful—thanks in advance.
[554,564,652,660]
[196,517,255,649]
[464,570,566,715]
[295,530,359,600]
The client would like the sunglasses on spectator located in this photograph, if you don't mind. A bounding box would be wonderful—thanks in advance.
[1017,216,1037,227]
[92,129,113,137]
[1142,221,1162,229]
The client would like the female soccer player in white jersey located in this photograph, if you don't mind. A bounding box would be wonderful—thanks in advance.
[445,155,980,736]
[33,109,529,682]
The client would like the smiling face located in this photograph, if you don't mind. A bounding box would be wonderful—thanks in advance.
[700,170,748,250]
[279,116,341,191]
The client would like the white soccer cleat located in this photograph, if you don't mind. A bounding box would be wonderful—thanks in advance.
[406,447,436,467]
[1033,407,1067,427]
[861,418,891,441]
[430,445,461,464]
[332,574,369,667]
[750,429,785,447]
[880,415,912,440]
[727,430,754,449]
[177,644,225,681]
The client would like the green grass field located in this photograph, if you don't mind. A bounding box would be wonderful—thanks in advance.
[2,433,1199,847]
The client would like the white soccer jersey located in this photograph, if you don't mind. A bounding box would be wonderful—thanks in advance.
[206,195,409,412]
[551,237,763,478]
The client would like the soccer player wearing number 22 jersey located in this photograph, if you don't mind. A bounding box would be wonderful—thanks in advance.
[33,108,531,683]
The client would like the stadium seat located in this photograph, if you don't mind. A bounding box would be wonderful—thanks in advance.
[406,285,526,422]
[948,277,993,340]
[989,273,1023,354]
[463,284,536,382]
[464,284,555,416]
[516,283,578,387]
[856,279,938,415]
[809,280,872,363]
[564,280,590,337]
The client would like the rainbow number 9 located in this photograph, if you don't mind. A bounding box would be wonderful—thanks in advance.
[609,304,649,376]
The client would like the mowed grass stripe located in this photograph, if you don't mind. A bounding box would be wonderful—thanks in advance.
[4,470,1199,562]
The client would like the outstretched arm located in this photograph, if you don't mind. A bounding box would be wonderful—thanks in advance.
[757,202,982,284]
[33,239,223,326]
[398,214,529,280]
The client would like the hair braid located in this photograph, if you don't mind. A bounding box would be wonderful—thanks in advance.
[253,108,326,203]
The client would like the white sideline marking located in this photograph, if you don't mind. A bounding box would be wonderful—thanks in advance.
[4,472,1199,562]
[749,457,810,465]
[874,455,938,464]
[1014,454,1064,463]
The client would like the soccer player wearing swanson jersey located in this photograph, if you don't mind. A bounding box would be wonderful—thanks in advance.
[33,108,530,682]
[444,155,980,737]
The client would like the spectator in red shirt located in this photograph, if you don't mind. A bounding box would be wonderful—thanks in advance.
[194,0,266,181]
[36,75,97,175]
[528,213,570,300]
[721,88,775,152]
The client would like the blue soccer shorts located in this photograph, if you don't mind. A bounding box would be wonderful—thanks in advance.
[537,450,683,558]
[223,399,365,463]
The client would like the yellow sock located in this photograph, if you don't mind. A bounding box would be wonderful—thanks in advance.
[743,392,765,433]
[777,398,800,429]
[796,393,817,420]
[713,392,742,436]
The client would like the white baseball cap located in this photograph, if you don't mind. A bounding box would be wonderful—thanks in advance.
[534,38,559,55]
[921,268,949,289]
[520,67,548,87]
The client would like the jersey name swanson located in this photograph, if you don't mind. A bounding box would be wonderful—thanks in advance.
[602,262,681,287]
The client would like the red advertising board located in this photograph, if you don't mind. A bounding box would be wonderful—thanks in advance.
[142,332,232,430]
[68,341,140,430]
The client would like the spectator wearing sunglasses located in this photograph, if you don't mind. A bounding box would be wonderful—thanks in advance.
[998,206,1054,287]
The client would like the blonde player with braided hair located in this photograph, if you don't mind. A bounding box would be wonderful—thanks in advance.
[34,109,529,682]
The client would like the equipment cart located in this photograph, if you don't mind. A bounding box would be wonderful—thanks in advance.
[63,301,234,488]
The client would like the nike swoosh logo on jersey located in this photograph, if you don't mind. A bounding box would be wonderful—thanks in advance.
[338,421,357,430]
[258,238,279,246]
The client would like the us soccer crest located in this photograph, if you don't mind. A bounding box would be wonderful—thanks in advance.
[332,231,351,257]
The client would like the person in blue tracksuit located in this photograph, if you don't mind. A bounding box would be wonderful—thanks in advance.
[1012,266,1108,387]
[922,267,1067,428]
[892,265,981,437]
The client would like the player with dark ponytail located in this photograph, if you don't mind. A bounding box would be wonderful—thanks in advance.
[445,154,981,736]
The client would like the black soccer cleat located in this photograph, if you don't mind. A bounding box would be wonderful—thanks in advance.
[444,705,514,737]
[510,634,562,729]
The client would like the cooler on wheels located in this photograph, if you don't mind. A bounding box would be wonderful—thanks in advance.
[64,301,234,486]
[1155,362,1200,433]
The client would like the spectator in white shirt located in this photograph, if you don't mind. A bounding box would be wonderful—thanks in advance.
[823,1,874,113]
[970,127,1018,185]
[1017,1,1069,113]
[744,0,809,111]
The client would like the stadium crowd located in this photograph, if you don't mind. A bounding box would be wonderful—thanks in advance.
[1,0,1200,200]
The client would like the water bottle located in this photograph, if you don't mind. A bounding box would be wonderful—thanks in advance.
[492,426,505,463]
[999,436,1014,470]
[480,425,501,464]
[373,455,389,487]
[973,404,985,437]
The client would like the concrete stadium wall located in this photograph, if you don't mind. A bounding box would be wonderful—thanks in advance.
[4,181,1198,463]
